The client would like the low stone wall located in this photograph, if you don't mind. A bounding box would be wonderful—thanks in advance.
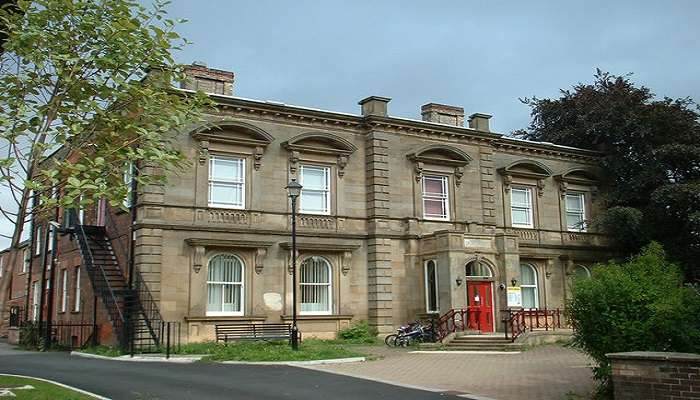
[607,351,700,400]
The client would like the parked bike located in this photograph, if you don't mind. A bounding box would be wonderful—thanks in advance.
[385,321,437,347]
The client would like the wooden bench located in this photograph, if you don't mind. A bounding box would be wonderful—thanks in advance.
[215,323,299,343]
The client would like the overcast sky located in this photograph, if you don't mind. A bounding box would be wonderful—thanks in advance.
[1,1,699,248]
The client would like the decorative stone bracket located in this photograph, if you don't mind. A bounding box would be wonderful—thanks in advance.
[198,140,210,166]
[498,160,553,197]
[407,144,471,186]
[185,238,274,275]
[282,132,357,179]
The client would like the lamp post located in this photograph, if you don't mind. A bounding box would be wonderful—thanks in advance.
[286,179,302,350]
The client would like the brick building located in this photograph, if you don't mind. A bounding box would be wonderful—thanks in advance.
[0,63,613,347]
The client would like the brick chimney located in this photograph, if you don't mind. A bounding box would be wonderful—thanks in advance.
[421,103,465,127]
[180,61,234,96]
[468,113,492,132]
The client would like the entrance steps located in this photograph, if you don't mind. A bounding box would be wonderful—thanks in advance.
[445,333,522,351]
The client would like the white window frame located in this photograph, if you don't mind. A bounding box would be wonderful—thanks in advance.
[48,227,54,253]
[520,263,539,309]
[424,260,439,313]
[206,254,245,316]
[572,264,591,279]
[300,256,332,315]
[32,281,40,321]
[74,267,81,312]
[22,249,29,273]
[565,193,587,232]
[123,162,134,208]
[510,187,534,228]
[208,155,246,209]
[35,226,42,256]
[60,269,68,313]
[422,175,450,221]
[299,165,331,215]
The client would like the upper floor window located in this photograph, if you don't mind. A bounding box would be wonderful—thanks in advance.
[209,155,245,209]
[0,255,3,278]
[207,254,244,316]
[565,193,586,232]
[422,175,449,220]
[22,249,29,273]
[35,226,42,256]
[299,165,330,215]
[300,256,332,315]
[123,163,134,208]
[511,187,534,228]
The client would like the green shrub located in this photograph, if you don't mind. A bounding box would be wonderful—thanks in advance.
[568,242,700,398]
[338,320,378,343]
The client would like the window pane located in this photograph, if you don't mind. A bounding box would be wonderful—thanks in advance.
[301,191,327,213]
[211,157,243,181]
[466,261,492,277]
[210,183,242,205]
[424,199,446,217]
[300,257,331,313]
[301,166,327,190]
[522,287,536,308]
[573,266,590,279]
[511,188,530,206]
[423,177,445,195]
[566,194,583,211]
[567,212,584,229]
[426,261,438,312]
[207,255,244,313]
[511,208,530,225]
[520,264,537,285]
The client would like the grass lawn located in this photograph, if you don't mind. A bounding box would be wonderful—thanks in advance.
[0,376,97,400]
[176,339,366,362]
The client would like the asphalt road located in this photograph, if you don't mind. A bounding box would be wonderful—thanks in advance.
[0,342,461,400]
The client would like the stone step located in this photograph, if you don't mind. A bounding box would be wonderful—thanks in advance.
[445,345,521,351]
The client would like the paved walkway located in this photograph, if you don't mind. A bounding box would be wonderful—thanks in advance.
[307,344,594,400]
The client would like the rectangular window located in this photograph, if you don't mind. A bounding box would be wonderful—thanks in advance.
[208,156,245,209]
[22,249,29,273]
[565,193,586,232]
[74,267,81,312]
[32,281,40,321]
[123,163,134,208]
[60,269,68,313]
[0,255,3,278]
[48,227,54,253]
[299,165,330,215]
[510,187,534,228]
[422,175,449,220]
[424,260,439,313]
[300,257,332,315]
[35,226,42,255]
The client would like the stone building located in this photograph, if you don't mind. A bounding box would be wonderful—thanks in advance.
[0,63,613,345]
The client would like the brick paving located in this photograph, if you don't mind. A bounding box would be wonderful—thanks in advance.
[307,344,594,400]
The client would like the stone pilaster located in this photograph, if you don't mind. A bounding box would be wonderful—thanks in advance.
[133,227,163,299]
[479,145,497,226]
[365,130,393,333]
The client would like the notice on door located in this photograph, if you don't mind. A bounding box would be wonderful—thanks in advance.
[507,286,522,307]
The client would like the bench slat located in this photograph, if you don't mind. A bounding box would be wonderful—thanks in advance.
[215,323,295,343]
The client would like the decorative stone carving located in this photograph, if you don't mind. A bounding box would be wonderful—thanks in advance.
[341,251,352,275]
[537,179,546,197]
[502,174,513,192]
[192,245,205,273]
[198,140,209,165]
[289,150,300,175]
[454,166,464,186]
[337,155,348,178]
[254,247,267,274]
[558,180,569,198]
[414,161,424,182]
[254,146,264,170]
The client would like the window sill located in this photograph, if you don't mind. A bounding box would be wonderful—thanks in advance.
[185,315,267,323]
[280,314,353,321]
[207,204,246,210]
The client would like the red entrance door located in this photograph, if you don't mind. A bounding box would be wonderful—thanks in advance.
[467,281,494,332]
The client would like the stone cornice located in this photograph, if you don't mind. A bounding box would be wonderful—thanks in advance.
[278,242,361,252]
[184,238,274,248]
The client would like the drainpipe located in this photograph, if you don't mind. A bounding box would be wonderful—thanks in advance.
[126,163,138,351]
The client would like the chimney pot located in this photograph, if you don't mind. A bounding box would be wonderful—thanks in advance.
[358,96,391,117]
[468,113,492,132]
[181,62,234,96]
[421,103,465,127]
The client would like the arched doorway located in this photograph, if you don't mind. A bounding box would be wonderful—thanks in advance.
[465,260,495,332]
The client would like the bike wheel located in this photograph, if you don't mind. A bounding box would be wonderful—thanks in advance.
[384,334,398,347]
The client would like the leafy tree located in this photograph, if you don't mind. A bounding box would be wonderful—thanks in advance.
[515,70,700,280]
[0,0,209,327]
[568,243,700,398]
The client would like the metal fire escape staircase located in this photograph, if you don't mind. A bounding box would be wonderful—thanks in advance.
[70,216,163,351]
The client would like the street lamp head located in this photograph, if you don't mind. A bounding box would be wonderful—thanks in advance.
[286,179,302,199]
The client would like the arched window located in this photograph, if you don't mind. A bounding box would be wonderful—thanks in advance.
[465,260,493,278]
[520,263,539,309]
[300,256,332,314]
[207,254,244,315]
[572,265,591,279]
